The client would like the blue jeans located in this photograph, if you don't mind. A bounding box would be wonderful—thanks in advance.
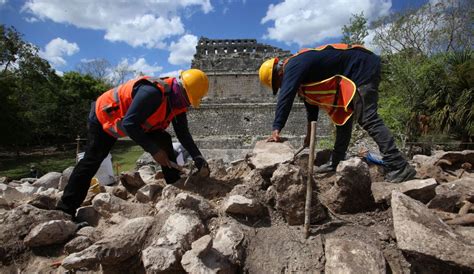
[332,78,407,171]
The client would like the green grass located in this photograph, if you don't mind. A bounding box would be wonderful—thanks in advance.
[0,140,144,180]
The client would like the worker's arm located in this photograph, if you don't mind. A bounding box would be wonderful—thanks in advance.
[269,56,311,142]
[172,113,208,172]
[122,82,170,167]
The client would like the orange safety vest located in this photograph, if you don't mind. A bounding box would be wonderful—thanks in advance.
[284,44,371,126]
[95,76,187,138]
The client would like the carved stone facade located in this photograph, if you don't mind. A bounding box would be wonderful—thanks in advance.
[191,37,291,102]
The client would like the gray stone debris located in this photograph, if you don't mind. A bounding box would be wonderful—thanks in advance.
[15,182,38,195]
[212,223,245,265]
[32,172,62,189]
[76,226,101,242]
[92,193,153,218]
[322,158,374,213]
[27,194,58,210]
[222,195,265,216]
[138,165,159,185]
[65,236,93,254]
[119,170,145,194]
[392,191,474,269]
[141,212,206,273]
[59,166,74,191]
[0,205,70,260]
[271,163,326,225]
[62,217,154,270]
[427,177,474,212]
[136,183,162,203]
[324,237,386,274]
[24,220,77,247]
[181,235,234,274]
[371,178,438,204]
[1,186,31,206]
[174,192,217,220]
[248,141,294,176]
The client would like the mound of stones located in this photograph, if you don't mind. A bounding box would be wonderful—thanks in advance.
[1,143,473,273]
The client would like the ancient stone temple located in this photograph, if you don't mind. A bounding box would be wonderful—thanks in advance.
[191,37,291,102]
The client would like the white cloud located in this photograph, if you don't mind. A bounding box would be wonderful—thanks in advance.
[39,37,79,67]
[261,0,391,46]
[160,70,182,78]
[168,34,198,65]
[0,0,7,6]
[22,0,212,48]
[120,57,163,76]
[25,17,39,23]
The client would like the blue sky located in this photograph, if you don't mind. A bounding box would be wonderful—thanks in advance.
[1,0,429,77]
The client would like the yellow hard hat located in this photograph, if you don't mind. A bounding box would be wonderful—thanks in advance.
[180,69,209,108]
[259,57,279,94]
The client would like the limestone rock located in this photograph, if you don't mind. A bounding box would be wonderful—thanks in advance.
[392,191,474,269]
[222,195,265,216]
[248,141,294,176]
[62,217,154,270]
[138,165,159,185]
[371,178,438,204]
[27,194,58,210]
[136,183,162,203]
[119,171,145,194]
[142,212,206,273]
[92,193,153,218]
[65,236,93,254]
[112,185,129,200]
[174,192,217,220]
[181,235,234,274]
[76,226,101,242]
[213,224,244,265]
[161,184,182,200]
[427,177,474,212]
[32,172,62,189]
[324,237,386,274]
[59,166,74,191]
[208,158,228,179]
[322,158,374,213]
[0,205,70,262]
[15,182,38,195]
[271,163,326,225]
[1,186,31,207]
[24,220,77,247]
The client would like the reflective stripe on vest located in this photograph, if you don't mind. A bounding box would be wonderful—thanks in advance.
[299,75,357,126]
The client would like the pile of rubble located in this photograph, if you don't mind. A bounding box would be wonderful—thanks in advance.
[1,141,473,273]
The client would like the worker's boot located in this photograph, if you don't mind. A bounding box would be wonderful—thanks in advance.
[315,160,338,173]
[385,164,416,183]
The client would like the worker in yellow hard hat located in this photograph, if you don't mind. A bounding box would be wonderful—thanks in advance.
[57,69,210,218]
[259,44,416,183]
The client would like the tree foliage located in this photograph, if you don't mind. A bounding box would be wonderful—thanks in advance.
[341,12,369,45]
[0,25,110,147]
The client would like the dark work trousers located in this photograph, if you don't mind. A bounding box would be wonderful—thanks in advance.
[332,77,407,171]
[58,122,179,216]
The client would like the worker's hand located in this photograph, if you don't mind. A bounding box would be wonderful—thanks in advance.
[194,156,210,178]
[267,129,282,142]
[152,150,171,168]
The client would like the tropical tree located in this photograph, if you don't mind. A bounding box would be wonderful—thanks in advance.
[341,12,369,45]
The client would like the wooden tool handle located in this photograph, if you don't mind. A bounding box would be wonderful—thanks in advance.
[304,121,317,239]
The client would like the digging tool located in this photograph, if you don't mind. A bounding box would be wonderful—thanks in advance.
[184,162,195,186]
[293,145,306,160]
[304,121,317,239]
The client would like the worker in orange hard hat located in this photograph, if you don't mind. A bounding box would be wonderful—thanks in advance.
[259,44,416,183]
[57,69,210,218]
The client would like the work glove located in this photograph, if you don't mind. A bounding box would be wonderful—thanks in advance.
[193,155,210,178]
